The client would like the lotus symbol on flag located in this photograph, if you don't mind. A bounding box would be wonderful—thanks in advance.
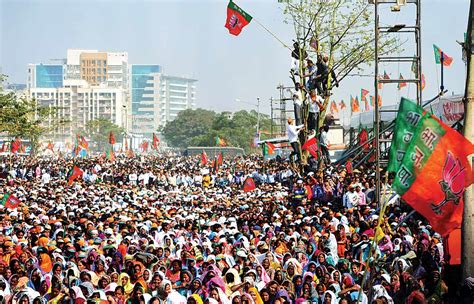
[432,152,466,214]
[229,14,239,29]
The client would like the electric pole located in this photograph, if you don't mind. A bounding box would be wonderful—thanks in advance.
[256,97,261,140]
[462,0,474,280]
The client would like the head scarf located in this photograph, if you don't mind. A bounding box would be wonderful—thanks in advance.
[118,273,134,295]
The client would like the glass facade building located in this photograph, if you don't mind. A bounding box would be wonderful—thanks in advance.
[35,64,63,88]
[131,65,161,134]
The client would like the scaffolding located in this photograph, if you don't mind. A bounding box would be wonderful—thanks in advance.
[373,0,422,202]
[270,84,294,137]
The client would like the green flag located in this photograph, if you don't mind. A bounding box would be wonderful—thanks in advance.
[388,98,429,173]
[391,110,474,235]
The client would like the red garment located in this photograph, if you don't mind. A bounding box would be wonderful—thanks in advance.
[118,244,127,258]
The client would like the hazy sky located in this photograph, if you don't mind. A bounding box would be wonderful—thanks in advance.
[0,0,470,117]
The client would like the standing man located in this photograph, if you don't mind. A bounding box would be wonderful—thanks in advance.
[320,125,330,165]
[292,83,305,126]
[301,59,317,91]
[287,118,304,163]
[309,91,324,135]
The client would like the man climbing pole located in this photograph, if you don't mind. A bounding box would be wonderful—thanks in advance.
[287,117,304,164]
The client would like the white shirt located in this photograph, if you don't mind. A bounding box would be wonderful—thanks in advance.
[292,89,305,106]
[320,131,329,147]
[310,95,324,113]
[287,123,304,143]
[41,172,51,184]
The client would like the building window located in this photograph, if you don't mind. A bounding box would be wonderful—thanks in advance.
[103,68,107,74]
[103,60,107,66]
[97,68,101,74]
[92,60,96,65]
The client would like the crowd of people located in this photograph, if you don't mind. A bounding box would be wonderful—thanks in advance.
[0,153,472,304]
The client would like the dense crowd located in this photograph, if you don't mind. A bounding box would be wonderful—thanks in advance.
[0,154,472,304]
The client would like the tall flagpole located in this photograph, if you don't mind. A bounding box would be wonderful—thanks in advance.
[462,0,474,281]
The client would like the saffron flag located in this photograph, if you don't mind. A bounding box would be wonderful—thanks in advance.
[217,152,223,166]
[361,89,370,111]
[371,95,382,107]
[243,177,256,192]
[216,136,226,147]
[225,1,252,36]
[46,141,54,151]
[361,89,369,103]
[398,74,407,90]
[391,99,474,235]
[330,100,339,114]
[351,96,360,113]
[201,151,208,166]
[77,135,89,150]
[330,101,339,114]
[263,142,275,156]
[140,141,149,152]
[377,75,383,90]
[302,137,318,159]
[433,44,453,66]
[383,71,390,80]
[109,132,116,145]
[0,143,5,152]
[11,138,20,153]
[152,133,160,150]
[0,192,21,209]
[421,74,426,90]
[106,148,115,162]
[68,165,84,186]
[339,100,346,110]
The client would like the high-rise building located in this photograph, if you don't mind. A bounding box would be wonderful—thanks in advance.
[27,49,197,140]
[131,65,162,136]
[158,74,197,123]
[30,79,126,141]
[130,64,196,136]
[65,49,128,88]
[27,64,64,89]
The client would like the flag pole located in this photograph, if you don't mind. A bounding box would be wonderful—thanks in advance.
[440,51,445,92]
[462,0,474,280]
[251,17,291,51]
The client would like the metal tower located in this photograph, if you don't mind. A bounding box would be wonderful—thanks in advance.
[373,0,422,202]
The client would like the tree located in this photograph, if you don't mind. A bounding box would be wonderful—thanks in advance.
[161,108,272,153]
[162,108,216,148]
[281,0,400,126]
[0,75,65,154]
[85,118,124,151]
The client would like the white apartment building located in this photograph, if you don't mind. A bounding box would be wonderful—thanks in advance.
[159,74,197,123]
[30,80,126,141]
[130,65,196,136]
[27,49,197,140]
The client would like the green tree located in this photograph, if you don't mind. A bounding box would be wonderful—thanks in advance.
[162,108,216,148]
[281,0,400,126]
[85,118,124,151]
[0,75,65,154]
[162,108,272,153]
